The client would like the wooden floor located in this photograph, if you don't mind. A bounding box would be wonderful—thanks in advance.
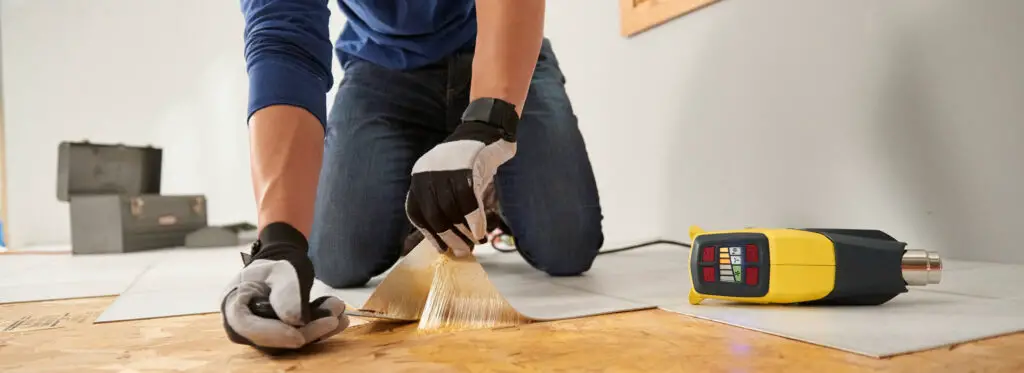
[1,296,1022,372]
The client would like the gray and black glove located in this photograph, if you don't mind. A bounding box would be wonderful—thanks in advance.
[220,222,349,352]
[405,97,519,257]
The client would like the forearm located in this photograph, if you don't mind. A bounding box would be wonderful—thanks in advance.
[248,106,323,239]
[241,0,334,238]
[471,0,546,116]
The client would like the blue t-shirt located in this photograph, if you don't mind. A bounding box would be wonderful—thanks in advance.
[240,0,477,128]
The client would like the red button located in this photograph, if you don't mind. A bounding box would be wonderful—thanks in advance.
[701,247,715,262]
[745,244,759,263]
[702,266,716,282]
[745,267,759,285]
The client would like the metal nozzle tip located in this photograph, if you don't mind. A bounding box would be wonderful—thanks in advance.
[902,250,942,286]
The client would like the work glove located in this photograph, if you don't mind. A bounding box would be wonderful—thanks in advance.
[406,97,520,257]
[220,222,349,352]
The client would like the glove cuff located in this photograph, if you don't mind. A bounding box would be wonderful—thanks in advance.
[460,97,519,142]
[248,222,310,263]
[258,222,309,249]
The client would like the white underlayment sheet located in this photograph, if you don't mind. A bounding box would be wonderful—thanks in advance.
[0,248,170,304]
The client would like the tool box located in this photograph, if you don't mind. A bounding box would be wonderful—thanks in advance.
[57,141,208,254]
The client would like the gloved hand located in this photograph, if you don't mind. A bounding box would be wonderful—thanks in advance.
[220,222,349,352]
[406,98,520,257]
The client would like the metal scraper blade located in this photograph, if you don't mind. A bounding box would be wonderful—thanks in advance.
[359,239,442,321]
[361,239,533,331]
[416,250,534,331]
[248,297,413,322]
[343,308,415,322]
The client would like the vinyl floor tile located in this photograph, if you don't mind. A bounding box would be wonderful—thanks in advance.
[660,290,1024,357]
[96,247,386,322]
[0,249,170,303]
[552,266,692,305]
[498,280,653,320]
[916,262,1024,300]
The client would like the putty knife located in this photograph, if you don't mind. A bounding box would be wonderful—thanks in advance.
[248,297,412,322]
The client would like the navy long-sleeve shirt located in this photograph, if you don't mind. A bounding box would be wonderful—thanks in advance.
[240,0,477,127]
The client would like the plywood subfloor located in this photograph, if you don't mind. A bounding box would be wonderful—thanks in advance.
[2,297,1022,372]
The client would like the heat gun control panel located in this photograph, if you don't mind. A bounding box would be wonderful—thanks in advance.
[691,232,771,299]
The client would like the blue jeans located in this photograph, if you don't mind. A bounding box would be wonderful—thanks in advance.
[309,39,604,288]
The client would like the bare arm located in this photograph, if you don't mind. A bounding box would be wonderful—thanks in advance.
[224,1,344,351]
[470,0,546,116]
[248,106,323,239]
[240,0,334,239]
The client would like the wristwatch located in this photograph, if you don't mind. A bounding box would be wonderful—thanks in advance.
[461,97,520,142]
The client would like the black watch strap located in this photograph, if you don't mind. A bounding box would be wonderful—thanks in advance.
[461,98,519,141]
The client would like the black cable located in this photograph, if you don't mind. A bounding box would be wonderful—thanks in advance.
[487,214,691,255]
[596,239,691,255]
[490,235,691,255]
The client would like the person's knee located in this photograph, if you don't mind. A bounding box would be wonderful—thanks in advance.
[309,230,401,289]
[313,258,374,288]
[518,216,604,277]
[310,246,375,288]
[315,264,374,289]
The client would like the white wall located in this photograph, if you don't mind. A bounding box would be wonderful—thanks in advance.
[548,0,1024,262]
[0,0,348,248]
[3,0,1024,263]
[0,6,7,246]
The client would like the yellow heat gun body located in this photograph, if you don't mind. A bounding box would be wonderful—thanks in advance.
[687,226,942,306]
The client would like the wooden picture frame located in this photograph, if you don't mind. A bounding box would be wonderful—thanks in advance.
[619,0,721,37]
[0,85,7,248]
[0,86,7,248]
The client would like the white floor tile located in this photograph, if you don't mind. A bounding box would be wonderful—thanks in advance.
[96,287,224,323]
[0,249,171,303]
[917,262,1024,300]
[660,290,1024,357]
[479,244,681,319]
[97,277,381,323]
[940,259,1005,271]
[552,266,691,305]
[499,280,653,320]
[94,246,383,322]
[93,247,244,322]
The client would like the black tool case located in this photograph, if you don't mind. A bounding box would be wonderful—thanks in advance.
[57,141,208,254]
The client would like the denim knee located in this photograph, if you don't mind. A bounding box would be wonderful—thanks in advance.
[312,259,375,289]
[516,211,604,277]
[309,233,402,289]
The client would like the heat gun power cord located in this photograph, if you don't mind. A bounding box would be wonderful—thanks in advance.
[490,235,691,255]
[485,214,691,254]
[594,239,692,255]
